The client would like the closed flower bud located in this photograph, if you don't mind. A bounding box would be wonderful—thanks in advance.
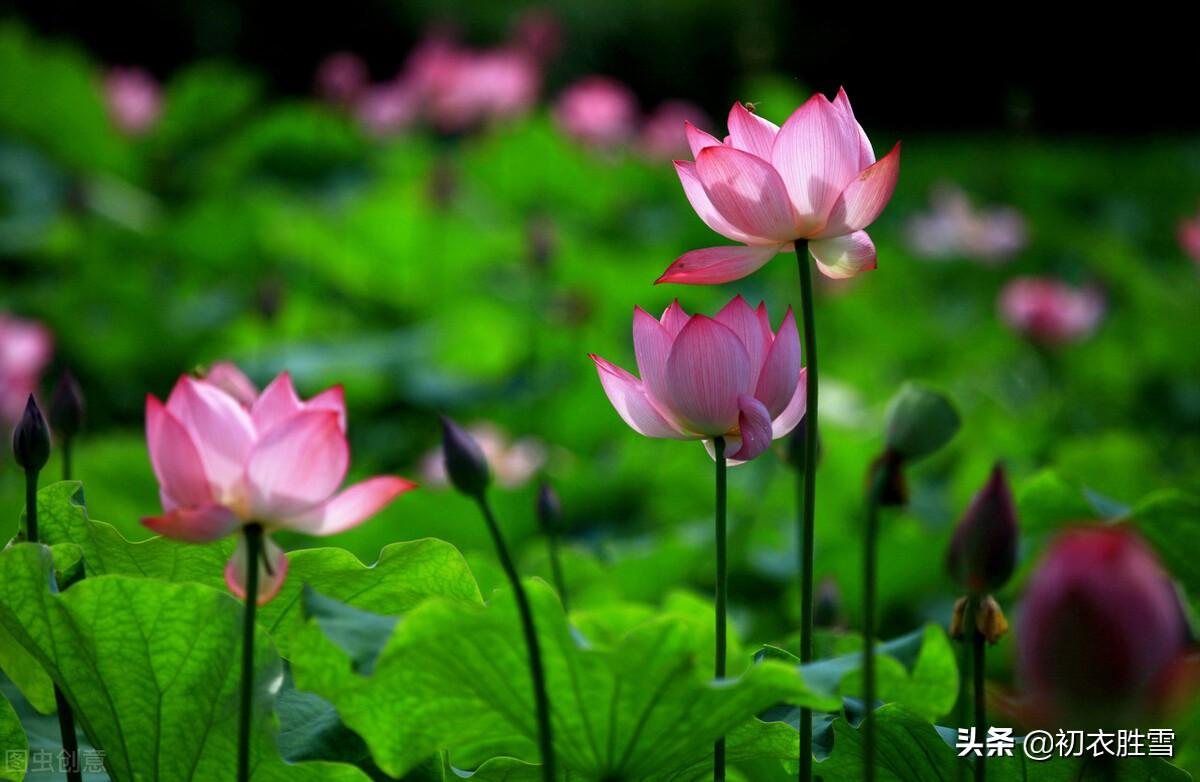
[946,464,1018,594]
[866,449,908,507]
[49,370,85,438]
[537,481,562,532]
[12,395,51,472]
[440,415,491,498]
[814,577,841,628]
[883,383,960,463]
[1019,527,1187,727]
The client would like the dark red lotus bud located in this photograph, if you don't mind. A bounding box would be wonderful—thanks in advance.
[946,464,1018,594]
[1018,527,1186,727]
[439,415,491,498]
[12,395,50,472]
[536,481,562,532]
[49,370,85,438]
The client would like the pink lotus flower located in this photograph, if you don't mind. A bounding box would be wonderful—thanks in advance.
[316,51,369,104]
[143,365,415,603]
[554,77,638,148]
[1179,209,1200,265]
[0,315,52,424]
[999,276,1104,346]
[104,67,162,136]
[639,100,711,160]
[1019,527,1187,727]
[590,296,806,463]
[355,80,421,137]
[658,89,901,285]
[905,184,1026,263]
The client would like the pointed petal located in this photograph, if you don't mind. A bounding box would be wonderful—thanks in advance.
[659,300,690,337]
[685,121,723,157]
[730,395,773,461]
[818,142,901,237]
[285,476,417,536]
[590,354,689,439]
[832,87,875,168]
[727,102,779,160]
[633,306,675,409]
[141,503,240,543]
[246,410,349,519]
[146,395,213,510]
[771,367,808,438]
[675,160,755,243]
[665,316,753,435]
[656,244,782,286]
[772,93,862,230]
[307,385,347,432]
[166,376,256,495]
[809,231,878,279]
[714,295,771,387]
[695,146,797,242]
[251,372,303,435]
[202,362,258,407]
[756,307,802,418]
[225,534,289,605]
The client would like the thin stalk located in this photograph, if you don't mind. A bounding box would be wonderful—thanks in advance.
[542,517,569,613]
[27,468,82,782]
[713,436,728,782]
[794,240,818,782]
[237,524,263,782]
[863,465,885,782]
[972,612,987,782]
[475,496,556,782]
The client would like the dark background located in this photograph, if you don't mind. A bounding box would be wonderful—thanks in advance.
[4,0,1195,135]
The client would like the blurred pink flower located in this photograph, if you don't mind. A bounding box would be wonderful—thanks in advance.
[659,90,901,285]
[143,367,415,603]
[999,276,1104,346]
[590,296,806,464]
[554,77,638,148]
[355,80,421,137]
[1178,209,1200,265]
[906,185,1027,262]
[316,51,369,104]
[104,67,162,136]
[0,315,52,424]
[1019,527,1187,727]
[421,421,546,489]
[639,100,711,160]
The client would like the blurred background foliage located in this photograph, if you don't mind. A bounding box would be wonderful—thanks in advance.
[1,5,1199,772]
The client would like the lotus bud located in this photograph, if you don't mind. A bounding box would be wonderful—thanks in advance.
[49,370,85,439]
[12,395,50,472]
[946,464,1019,595]
[814,577,841,628]
[536,481,562,532]
[883,383,960,463]
[440,415,491,498]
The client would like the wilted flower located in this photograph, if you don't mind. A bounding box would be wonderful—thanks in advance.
[554,77,638,148]
[0,314,52,424]
[639,100,711,160]
[590,296,806,463]
[104,67,162,136]
[316,51,369,104]
[658,90,900,285]
[1018,527,1187,727]
[142,366,415,603]
[421,421,546,489]
[999,276,1104,346]
[1179,209,1200,265]
[946,464,1019,596]
[906,185,1026,262]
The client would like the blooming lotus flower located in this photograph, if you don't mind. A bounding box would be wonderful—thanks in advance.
[590,296,806,463]
[1179,210,1200,265]
[658,89,900,285]
[999,276,1104,346]
[640,100,711,160]
[1019,527,1187,727]
[554,77,638,148]
[104,67,161,136]
[0,314,52,424]
[142,366,416,603]
[905,184,1026,263]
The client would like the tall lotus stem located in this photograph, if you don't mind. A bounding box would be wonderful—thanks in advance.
[237,523,263,782]
[713,436,728,781]
[794,240,818,782]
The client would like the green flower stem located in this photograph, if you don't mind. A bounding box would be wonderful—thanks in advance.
[542,516,569,614]
[237,523,263,782]
[26,466,83,782]
[863,463,886,782]
[713,436,728,782]
[794,240,818,782]
[972,606,986,782]
[474,496,556,782]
